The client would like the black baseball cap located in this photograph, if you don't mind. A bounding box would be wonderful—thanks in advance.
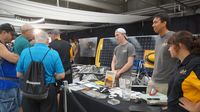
[0,23,16,36]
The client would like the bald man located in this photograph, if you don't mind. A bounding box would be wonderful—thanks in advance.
[13,24,34,55]
[13,23,34,112]
[16,30,65,112]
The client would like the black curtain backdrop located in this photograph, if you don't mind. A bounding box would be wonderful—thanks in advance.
[67,14,200,39]
[65,14,200,65]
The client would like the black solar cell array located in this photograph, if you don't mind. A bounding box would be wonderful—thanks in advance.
[99,36,156,67]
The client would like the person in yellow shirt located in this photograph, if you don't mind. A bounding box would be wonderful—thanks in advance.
[167,31,200,112]
[179,97,200,112]
[70,38,80,64]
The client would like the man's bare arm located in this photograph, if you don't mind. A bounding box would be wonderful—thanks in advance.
[117,56,134,78]
[55,72,65,80]
[0,43,18,63]
[111,55,117,71]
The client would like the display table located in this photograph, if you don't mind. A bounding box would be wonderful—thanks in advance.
[67,90,162,112]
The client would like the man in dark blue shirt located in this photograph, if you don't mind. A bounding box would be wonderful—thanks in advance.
[0,23,20,112]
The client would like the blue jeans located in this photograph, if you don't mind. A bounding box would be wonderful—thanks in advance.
[0,88,20,112]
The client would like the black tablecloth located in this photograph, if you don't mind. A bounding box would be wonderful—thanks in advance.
[66,91,162,112]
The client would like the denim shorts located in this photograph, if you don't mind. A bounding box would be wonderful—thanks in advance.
[0,88,20,112]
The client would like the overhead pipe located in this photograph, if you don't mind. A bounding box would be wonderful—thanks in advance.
[57,0,60,7]
[125,0,200,15]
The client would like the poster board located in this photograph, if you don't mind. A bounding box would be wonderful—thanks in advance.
[104,71,116,88]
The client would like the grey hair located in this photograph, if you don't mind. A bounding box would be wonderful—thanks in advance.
[34,30,49,42]
[21,24,33,31]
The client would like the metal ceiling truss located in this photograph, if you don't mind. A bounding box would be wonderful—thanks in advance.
[125,0,200,15]
[61,0,123,13]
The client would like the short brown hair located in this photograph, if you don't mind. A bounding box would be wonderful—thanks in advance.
[167,31,200,56]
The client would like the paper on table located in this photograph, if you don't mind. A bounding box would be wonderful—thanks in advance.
[95,80,105,86]
[68,84,87,91]
[139,92,167,105]
[109,87,122,97]
[83,82,101,89]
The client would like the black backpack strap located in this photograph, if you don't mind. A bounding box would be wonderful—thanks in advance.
[41,49,51,62]
[28,48,33,61]
[29,48,50,62]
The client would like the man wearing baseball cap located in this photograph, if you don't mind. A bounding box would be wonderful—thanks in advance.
[0,23,20,112]
[111,28,136,81]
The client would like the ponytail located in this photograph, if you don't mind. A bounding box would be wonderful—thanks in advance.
[191,38,200,56]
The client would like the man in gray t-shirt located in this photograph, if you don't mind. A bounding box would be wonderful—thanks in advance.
[111,28,136,80]
[147,13,178,95]
[152,31,177,83]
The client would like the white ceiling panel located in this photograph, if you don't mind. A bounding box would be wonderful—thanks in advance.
[0,0,149,24]
[0,17,92,30]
